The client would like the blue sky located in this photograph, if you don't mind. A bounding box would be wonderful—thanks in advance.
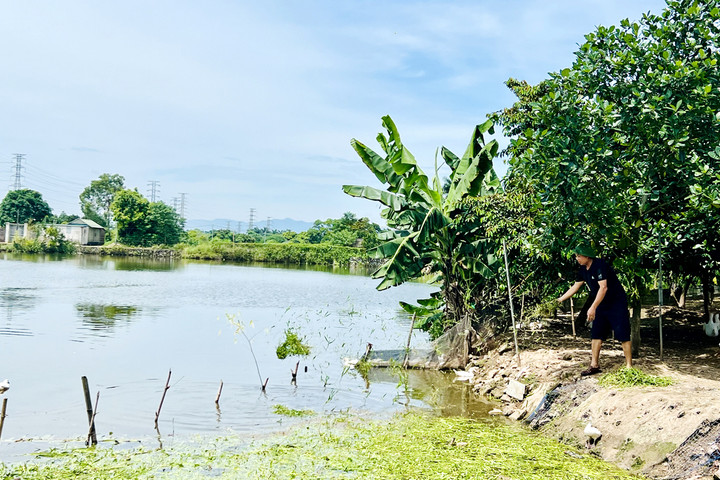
[0,0,667,227]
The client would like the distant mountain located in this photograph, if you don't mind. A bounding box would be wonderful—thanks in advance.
[185,217,314,233]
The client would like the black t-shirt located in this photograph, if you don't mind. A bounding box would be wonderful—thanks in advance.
[575,257,626,307]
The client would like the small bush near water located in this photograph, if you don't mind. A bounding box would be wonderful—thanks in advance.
[599,367,673,388]
[0,412,643,479]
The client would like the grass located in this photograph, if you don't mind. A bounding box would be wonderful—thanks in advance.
[0,412,645,479]
[598,367,673,388]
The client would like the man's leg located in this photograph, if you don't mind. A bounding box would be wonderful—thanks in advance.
[591,339,602,368]
[621,340,632,368]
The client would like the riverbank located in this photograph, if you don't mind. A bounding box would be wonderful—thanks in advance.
[0,411,642,479]
[2,242,380,267]
[463,306,720,479]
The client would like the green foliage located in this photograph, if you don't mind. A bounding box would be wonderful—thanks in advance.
[11,237,43,253]
[51,211,80,224]
[276,328,311,359]
[0,189,52,225]
[10,224,75,254]
[493,1,720,344]
[111,190,184,247]
[598,367,673,388]
[271,404,315,417]
[110,189,149,246]
[0,413,642,479]
[181,242,367,266]
[79,173,125,228]
[345,116,501,337]
[297,212,383,249]
[145,201,185,246]
[43,226,75,253]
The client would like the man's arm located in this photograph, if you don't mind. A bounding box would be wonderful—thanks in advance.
[557,281,584,303]
[586,279,608,322]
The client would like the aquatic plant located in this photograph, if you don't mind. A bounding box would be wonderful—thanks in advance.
[272,404,315,417]
[276,328,311,359]
[0,412,642,479]
[227,313,268,391]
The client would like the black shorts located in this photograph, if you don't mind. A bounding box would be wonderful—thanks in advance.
[590,303,631,342]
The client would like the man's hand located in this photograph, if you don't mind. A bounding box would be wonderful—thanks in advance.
[587,306,596,322]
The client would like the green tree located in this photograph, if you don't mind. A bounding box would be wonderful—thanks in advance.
[496,0,720,352]
[344,116,500,337]
[146,202,185,246]
[0,189,52,225]
[79,174,125,227]
[52,212,80,224]
[110,189,149,246]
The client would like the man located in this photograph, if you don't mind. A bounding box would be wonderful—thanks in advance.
[557,245,632,375]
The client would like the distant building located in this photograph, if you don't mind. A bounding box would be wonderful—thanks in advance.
[57,219,106,245]
[2,219,105,246]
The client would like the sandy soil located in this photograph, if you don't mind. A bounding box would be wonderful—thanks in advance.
[464,305,720,480]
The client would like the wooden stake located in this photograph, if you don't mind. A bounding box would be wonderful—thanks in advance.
[291,362,299,384]
[154,369,172,428]
[261,377,269,392]
[215,380,223,405]
[403,314,416,368]
[81,376,97,445]
[503,240,521,366]
[362,343,373,361]
[0,398,7,440]
[570,297,576,337]
[86,392,99,446]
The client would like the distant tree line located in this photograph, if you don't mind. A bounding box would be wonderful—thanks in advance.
[0,175,383,253]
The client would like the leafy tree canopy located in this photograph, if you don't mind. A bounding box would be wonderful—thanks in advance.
[111,189,185,247]
[80,173,125,228]
[344,116,501,338]
[0,189,52,225]
[494,0,720,348]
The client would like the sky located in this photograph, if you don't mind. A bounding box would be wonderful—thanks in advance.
[0,0,668,229]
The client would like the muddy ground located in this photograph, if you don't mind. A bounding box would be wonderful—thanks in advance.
[464,303,720,480]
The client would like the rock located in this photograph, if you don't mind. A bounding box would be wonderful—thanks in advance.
[509,409,527,421]
[489,408,504,415]
[506,379,527,401]
[500,394,513,403]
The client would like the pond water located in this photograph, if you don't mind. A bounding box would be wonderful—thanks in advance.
[0,254,491,459]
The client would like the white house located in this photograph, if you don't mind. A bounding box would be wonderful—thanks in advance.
[2,219,105,246]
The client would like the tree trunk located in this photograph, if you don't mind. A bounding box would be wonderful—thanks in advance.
[702,272,711,322]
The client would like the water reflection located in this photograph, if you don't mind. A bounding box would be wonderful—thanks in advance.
[111,257,184,272]
[0,287,38,336]
[365,369,496,419]
[75,303,140,331]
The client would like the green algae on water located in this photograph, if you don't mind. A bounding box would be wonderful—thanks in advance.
[272,404,315,417]
[0,412,645,479]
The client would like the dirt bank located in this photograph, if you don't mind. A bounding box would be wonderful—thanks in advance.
[464,307,720,479]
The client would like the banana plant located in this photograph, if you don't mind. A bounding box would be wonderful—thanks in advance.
[343,116,501,336]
